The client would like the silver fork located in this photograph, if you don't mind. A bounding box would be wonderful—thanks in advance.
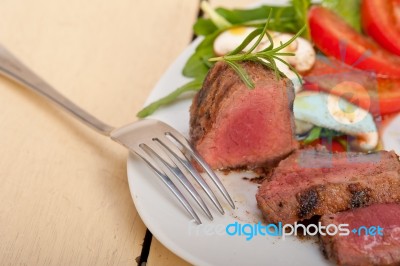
[0,44,235,224]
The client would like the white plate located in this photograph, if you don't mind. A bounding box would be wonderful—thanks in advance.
[127,2,400,265]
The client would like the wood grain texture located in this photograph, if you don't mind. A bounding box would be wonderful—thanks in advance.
[146,1,253,265]
[147,238,189,266]
[0,0,198,265]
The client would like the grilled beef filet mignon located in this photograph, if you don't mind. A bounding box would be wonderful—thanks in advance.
[320,203,400,266]
[189,61,298,170]
[256,149,400,224]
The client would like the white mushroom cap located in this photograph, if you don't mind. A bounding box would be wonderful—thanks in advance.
[256,33,316,73]
[272,34,316,72]
[295,119,314,135]
[294,91,378,151]
[213,27,260,56]
[350,132,379,151]
[273,59,303,93]
[213,28,317,93]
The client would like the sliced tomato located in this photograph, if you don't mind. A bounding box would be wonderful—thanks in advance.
[375,78,400,114]
[306,138,346,153]
[303,56,400,115]
[362,0,400,56]
[308,6,400,77]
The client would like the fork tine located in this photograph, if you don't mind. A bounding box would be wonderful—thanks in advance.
[155,136,225,215]
[190,150,236,209]
[110,119,235,222]
[166,132,236,209]
[135,146,202,224]
[143,141,213,220]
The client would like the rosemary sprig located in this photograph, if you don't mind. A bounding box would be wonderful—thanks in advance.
[209,12,306,89]
[136,6,307,118]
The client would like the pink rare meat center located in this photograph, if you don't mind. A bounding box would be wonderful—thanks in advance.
[189,61,297,170]
[197,86,293,169]
[320,203,400,265]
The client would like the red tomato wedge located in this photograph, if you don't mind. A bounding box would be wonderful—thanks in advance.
[362,0,400,56]
[303,56,400,115]
[308,6,400,77]
[306,139,346,153]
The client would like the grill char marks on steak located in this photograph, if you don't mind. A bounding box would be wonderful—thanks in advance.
[298,187,320,219]
[256,149,400,224]
[320,203,400,266]
[190,61,298,170]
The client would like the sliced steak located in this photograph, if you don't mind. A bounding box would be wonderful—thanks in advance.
[256,149,400,224]
[189,61,298,170]
[320,203,400,266]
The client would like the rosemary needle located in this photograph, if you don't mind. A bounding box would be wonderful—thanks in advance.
[209,11,306,89]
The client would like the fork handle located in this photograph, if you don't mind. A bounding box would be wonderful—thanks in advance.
[0,44,115,135]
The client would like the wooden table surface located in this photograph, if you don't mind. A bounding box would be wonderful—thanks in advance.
[0,0,251,265]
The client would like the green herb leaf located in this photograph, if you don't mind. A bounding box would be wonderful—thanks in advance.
[291,0,311,39]
[216,5,298,32]
[136,79,203,118]
[137,2,312,118]
[193,18,218,36]
[271,55,302,83]
[215,4,307,34]
[244,11,272,55]
[209,23,305,88]
[267,24,306,53]
[320,128,344,138]
[182,47,214,78]
[249,57,274,71]
[200,1,231,29]
[225,60,255,89]
[303,126,322,144]
[226,27,262,56]
[303,126,345,144]
[182,30,221,78]
[216,6,273,24]
[322,0,361,32]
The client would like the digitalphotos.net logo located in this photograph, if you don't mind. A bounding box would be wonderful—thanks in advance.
[188,221,384,241]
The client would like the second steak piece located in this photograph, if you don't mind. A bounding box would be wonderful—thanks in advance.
[320,203,400,266]
[190,61,298,170]
[256,149,400,224]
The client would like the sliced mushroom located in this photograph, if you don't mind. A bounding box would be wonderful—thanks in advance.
[295,119,314,135]
[271,34,316,72]
[350,132,379,151]
[273,59,303,93]
[213,27,316,73]
[213,27,260,56]
[294,91,378,151]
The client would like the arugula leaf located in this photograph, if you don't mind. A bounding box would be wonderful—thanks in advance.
[193,18,217,36]
[226,27,263,56]
[182,30,221,78]
[137,2,311,118]
[303,127,322,144]
[320,128,344,138]
[186,3,310,81]
[216,6,278,24]
[182,47,214,78]
[291,0,311,39]
[200,1,231,29]
[215,5,304,33]
[303,126,344,144]
[209,9,305,89]
[322,0,361,32]
[137,79,204,118]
